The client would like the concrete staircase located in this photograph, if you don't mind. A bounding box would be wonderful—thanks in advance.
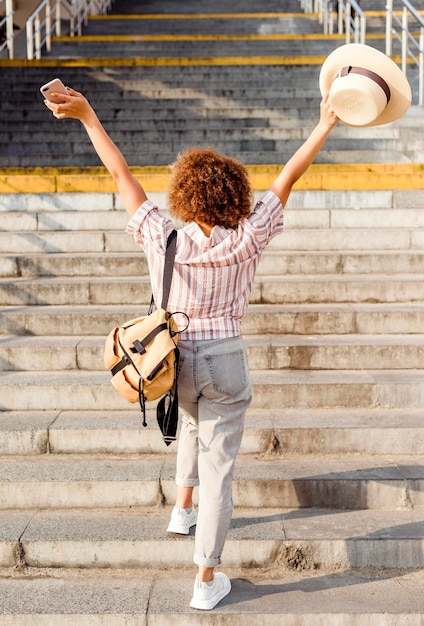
[0,1,423,167]
[0,0,424,623]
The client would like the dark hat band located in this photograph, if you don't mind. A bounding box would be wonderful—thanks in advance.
[339,66,391,103]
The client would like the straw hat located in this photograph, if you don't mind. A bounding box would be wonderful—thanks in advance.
[319,43,412,127]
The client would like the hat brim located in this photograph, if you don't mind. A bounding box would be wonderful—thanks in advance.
[319,43,412,127]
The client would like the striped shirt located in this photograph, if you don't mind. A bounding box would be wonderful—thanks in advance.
[126,189,284,340]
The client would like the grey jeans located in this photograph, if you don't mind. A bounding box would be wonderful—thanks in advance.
[175,335,253,568]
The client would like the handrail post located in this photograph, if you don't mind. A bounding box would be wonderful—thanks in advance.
[386,0,393,56]
[35,14,41,59]
[26,18,33,60]
[360,15,366,44]
[321,0,327,32]
[5,0,14,58]
[345,2,351,43]
[46,0,52,52]
[402,6,408,74]
[354,15,359,43]
[420,27,424,105]
[338,2,343,35]
[56,0,61,36]
[328,0,334,35]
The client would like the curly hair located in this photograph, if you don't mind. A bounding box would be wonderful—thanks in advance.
[168,147,253,229]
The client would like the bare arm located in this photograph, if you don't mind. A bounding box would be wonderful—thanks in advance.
[269,94,338,207]
[44,88,147,217]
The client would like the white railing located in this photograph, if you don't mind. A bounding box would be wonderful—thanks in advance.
[26,0,113,60]
[0,0,14,58]
[316,0,366,43]
[386,0,424,105]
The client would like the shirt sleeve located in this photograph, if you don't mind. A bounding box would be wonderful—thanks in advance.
[126,199,174,252]
[247,189,284,246]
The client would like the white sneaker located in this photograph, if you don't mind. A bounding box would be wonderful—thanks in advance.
[190,572,231,610]
[167,506,197,535]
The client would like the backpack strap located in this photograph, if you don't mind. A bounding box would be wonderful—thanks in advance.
[161,229,177,310]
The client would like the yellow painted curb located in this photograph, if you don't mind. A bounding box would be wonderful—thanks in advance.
[0,56,331,67]
[53,33,344,42]
[0,55,411,68]
[90,11,424,19]
[1,164,424,193]
[90,13,313,20]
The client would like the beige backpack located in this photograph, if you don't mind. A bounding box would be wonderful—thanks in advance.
[104,230,188,445]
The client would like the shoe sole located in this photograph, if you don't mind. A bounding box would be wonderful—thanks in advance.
[166,523,195,535]
[189,577,231,610]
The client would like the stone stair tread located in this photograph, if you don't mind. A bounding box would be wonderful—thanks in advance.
[0,452,422,482]
[3,332,424,373]
[0,570,423,624]
[110,226,424,252]
[4,333,424,345]
[2,368,424,383]
[2,368,424,412]
[3,250,424,279]
[1,507,424,572]
[2,302,423,337]
[1,407,423,456]
[1,406,423,429]
[2,505,422,541]
[2,228,423,254]
[0,452,423,512]
[0,304,421,338]
[2,274,424,308]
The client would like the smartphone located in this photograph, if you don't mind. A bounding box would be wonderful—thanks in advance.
[40,78,68,103]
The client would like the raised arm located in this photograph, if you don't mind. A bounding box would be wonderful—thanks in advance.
[44,88,147,217]
[269,94,338,207]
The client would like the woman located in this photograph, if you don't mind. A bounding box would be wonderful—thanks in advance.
[44,87,338,610]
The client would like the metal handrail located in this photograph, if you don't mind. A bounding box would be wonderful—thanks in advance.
[0,0,14,58]
[386,0,424,104]
[316,0,366,44]
[26,0,113,60]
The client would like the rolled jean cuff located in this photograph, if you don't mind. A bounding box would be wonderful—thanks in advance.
[175,477,199,487]
[194,551,221,568]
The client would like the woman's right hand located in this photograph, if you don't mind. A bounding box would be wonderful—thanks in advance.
[44,87,96,124]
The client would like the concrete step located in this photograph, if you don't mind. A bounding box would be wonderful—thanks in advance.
[1,274,424,306]
[4,125,421,148]
[0,61,422,167]
[3,63,420,96]
[2,334,424,372]
[2,146,421,168]
[5,130,422,152]
[2,303,423,336]
[0,453,422,510]
[79,15,323,36]
[43,37,386,59]
[0,571,423,625]
[1,188,422,213]
[1,369,423,411]
[4,250,424,279]
[4,122,420,141]
[3,153,414,168]
[2,507,424,570]
[4,101,421,128]
[3,205,424,233]
[1,408,423,456]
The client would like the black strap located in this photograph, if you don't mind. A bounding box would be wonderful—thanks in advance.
[161,229,177,310]
[156,346,180,445]
[130,323,168,355]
